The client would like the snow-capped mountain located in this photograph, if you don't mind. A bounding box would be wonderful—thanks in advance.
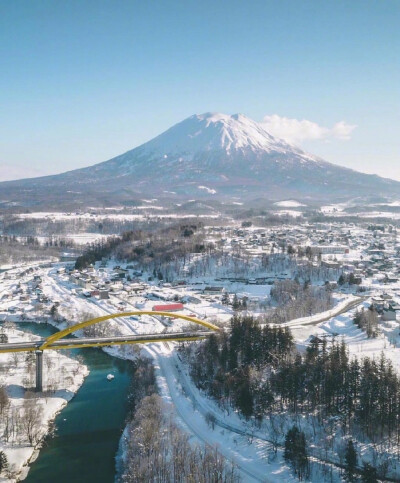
[1,112,399,208]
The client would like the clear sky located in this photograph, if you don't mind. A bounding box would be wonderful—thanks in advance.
[1,0,399,181]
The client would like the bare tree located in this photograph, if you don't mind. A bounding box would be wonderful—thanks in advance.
[21,393,43,445]
[0,386,9,415]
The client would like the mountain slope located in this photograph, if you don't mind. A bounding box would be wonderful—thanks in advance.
[1,112,399,208]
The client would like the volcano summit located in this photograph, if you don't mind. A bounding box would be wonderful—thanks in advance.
[1,112,399,209]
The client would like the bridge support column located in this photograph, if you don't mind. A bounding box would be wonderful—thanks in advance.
[35,350,43,392]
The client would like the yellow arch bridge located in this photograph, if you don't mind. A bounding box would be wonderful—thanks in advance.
[0,311,220,392]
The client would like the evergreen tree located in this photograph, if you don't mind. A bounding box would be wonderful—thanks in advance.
[284,426,309,480]
[232,294,240,310]
[221,291,230,305]
[344,440,357,482]
[361,462,378,483]
[349,272,356,285]
[287,244,295,255]
[0,451,8,474]
[235,377,253,419]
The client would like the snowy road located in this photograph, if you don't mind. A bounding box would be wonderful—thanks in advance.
[282,295,364,328]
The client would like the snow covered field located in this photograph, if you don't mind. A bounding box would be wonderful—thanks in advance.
[12,212,221,222]
[273,200,305,208]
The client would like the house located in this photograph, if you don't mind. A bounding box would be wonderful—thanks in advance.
[382,307,397,321]
[385,274,399,284]
[325,281,338,289]
[321,260,341,269]
[172,280,187,286]
[113,268,129,279]
[371,297,385,312]
[76,277,92,289]
[203,286,224,294]
[60,252,77,262]
[129,283,146,293]
[310,245,349,255]
[152,303,184,312]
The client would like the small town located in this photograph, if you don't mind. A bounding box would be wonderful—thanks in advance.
[1,213,400,481]
[1,1,399,481]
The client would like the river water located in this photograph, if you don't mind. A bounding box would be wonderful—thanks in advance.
[14,322,134,483]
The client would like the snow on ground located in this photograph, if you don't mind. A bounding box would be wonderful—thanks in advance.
[273,200,305,208]
[197,185,217,195]
[0,326,88,482]
[3,253,400,481]
[135,205,165,210]
[294,298,400,371]
[320,202,400,219]
[150,347,294,482]
[282,294,360,328]
[320,203,347,214]
[139,344,341,482]
[271,210,303,218]
[384,200,400,207]
[13,212,221,222]
[11,234,110,246]
[41,268,346,481]
[0,260,54,272]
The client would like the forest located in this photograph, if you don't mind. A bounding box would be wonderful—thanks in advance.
[75,223,210,272]
[0,236,60,265]
[181,315,400,480]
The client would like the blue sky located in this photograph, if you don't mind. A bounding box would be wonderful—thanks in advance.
[1,0,399,180]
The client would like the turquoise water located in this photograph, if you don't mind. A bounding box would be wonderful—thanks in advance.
[13,323,133,483]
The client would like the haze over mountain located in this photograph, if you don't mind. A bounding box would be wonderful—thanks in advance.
[1,112,399,209]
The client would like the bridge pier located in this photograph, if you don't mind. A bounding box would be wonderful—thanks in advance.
[35,350,43,392]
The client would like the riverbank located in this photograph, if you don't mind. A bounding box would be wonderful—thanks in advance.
[0,324,88,482]
[22,322,135,483]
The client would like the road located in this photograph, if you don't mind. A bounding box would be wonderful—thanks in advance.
[282,295,365,328]
[152,350,269,483]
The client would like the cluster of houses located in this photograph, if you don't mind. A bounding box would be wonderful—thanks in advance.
[2,272,49,311]
[371,294,400,321]
[68,265,147,300]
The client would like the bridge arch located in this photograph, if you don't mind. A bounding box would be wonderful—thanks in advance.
[39,311,220,350]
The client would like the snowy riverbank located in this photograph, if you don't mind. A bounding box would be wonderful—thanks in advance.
[0,325,88,482]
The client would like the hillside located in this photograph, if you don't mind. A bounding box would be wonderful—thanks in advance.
[1,112,399,209]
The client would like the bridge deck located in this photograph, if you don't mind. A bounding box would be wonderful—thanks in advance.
[0,331,215,353]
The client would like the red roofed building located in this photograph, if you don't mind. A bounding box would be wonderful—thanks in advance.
[152,303,184,312]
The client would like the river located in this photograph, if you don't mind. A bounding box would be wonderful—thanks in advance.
[14,322,134,483]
